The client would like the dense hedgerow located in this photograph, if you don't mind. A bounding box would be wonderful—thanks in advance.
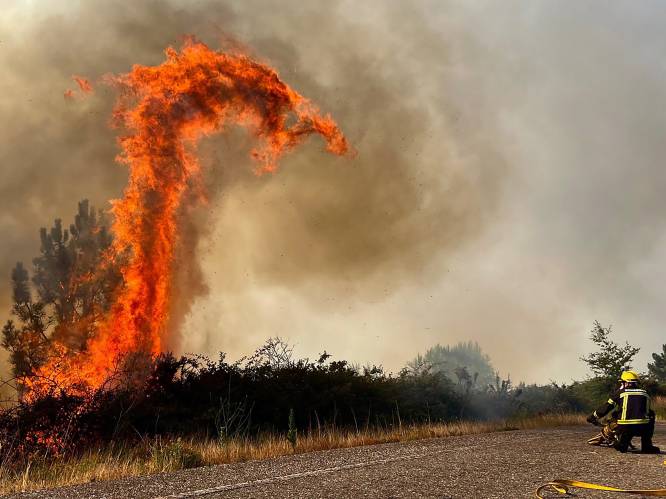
[3,338,663,465]
[0,346,464,461]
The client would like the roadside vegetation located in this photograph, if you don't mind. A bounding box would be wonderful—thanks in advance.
[1,201,665,494]
[0,413,584,494]
[0,329,662,495]
[653,396,666,420]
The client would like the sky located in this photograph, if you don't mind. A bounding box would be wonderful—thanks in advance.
[1,0,666,383]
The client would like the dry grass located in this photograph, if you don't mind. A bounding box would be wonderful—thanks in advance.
[0,413,585,495]
[654,395,666,421]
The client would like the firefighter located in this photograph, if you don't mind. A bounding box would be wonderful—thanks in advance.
[586,370,660,453]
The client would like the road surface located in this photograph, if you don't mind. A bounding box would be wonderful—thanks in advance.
[12,424,666,498]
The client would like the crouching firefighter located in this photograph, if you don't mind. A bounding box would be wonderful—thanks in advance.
[586,370,660,453]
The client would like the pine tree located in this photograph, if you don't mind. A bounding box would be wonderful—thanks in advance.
[2,200,120,378]
[1,262,49,377]
[648,344,666,382]
[580,321,640,380]
[407,341,495,388]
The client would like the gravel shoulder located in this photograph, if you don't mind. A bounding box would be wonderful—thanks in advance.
[10,423,666,499]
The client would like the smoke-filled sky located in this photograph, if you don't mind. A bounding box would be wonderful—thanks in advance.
[1,0,666,383]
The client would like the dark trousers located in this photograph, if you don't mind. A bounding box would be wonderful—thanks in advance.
[614,418,655,452]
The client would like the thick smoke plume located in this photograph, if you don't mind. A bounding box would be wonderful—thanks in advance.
[5,1,666,383]
[1,1,507,381]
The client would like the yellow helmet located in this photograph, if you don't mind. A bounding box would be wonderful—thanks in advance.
[620,370,639,382]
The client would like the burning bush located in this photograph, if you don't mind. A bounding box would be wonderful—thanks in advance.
[0,341,464,465]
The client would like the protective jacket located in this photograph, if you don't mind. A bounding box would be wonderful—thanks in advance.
[593,387,651,425]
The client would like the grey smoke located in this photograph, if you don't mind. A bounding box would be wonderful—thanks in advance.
[1,1,664,383]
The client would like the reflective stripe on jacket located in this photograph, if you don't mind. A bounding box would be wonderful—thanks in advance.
[617,389,650,425]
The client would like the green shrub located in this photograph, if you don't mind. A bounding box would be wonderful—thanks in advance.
[286,408,297,450]
[149,438,203,471]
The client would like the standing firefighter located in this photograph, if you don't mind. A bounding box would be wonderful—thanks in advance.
[586,370,660,453]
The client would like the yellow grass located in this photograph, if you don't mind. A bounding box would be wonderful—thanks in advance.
[653,395,666,421]
[0,413,585,495]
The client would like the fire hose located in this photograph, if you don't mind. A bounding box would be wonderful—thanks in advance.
[535,478,666,497]
[536,418,666,496]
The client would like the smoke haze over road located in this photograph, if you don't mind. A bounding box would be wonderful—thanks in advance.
[2,1,666,383]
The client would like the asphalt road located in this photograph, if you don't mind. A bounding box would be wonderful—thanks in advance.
[12,424,666,499]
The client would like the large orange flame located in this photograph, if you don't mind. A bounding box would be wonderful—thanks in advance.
[27,38,348,397]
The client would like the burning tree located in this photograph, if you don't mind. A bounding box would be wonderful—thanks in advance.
[2,200,119,384]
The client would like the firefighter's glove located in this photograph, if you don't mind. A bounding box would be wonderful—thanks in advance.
[586,414,598,425]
